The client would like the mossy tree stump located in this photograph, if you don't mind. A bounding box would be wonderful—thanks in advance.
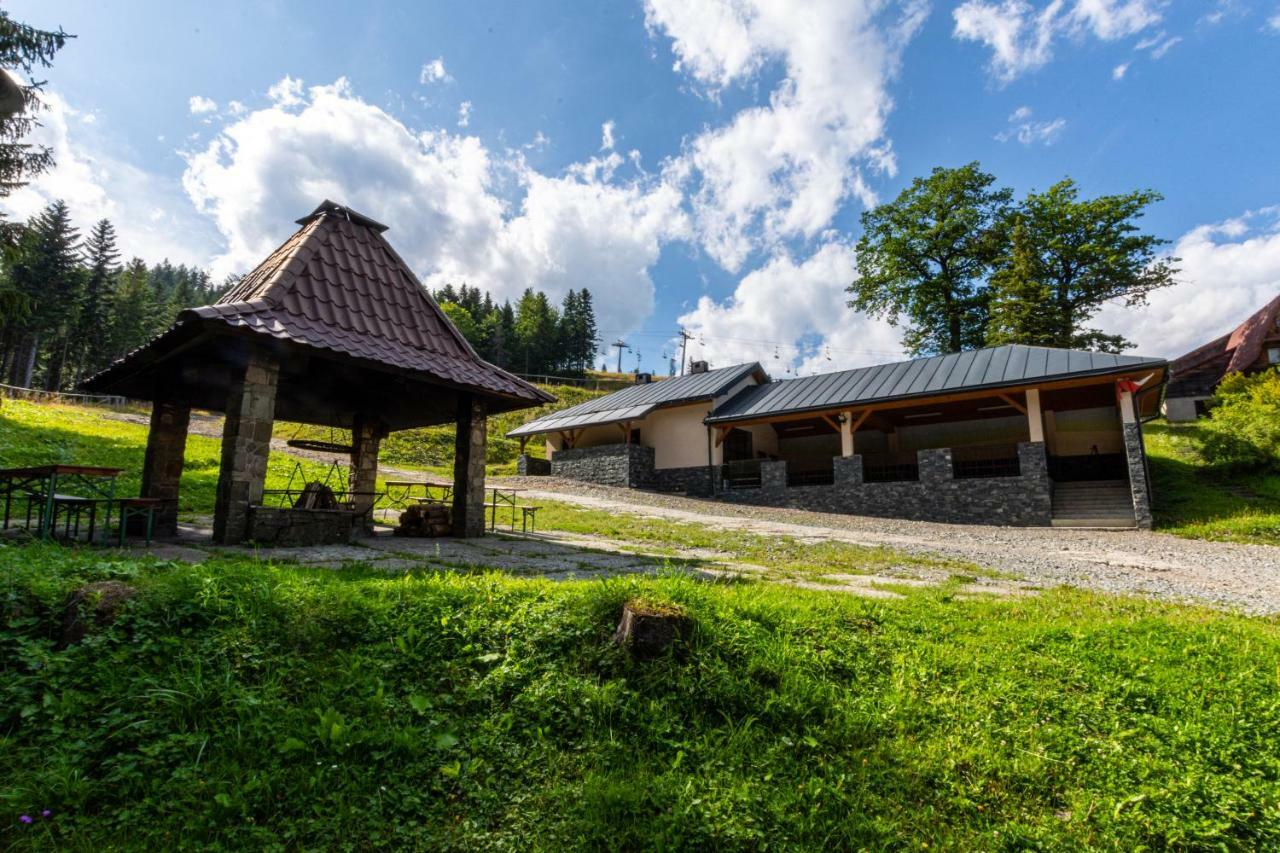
[613,599,691,659]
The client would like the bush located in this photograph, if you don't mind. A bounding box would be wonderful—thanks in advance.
[1197,369,1280,470]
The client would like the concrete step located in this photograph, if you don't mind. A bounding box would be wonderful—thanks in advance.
[1051,517,1138,528]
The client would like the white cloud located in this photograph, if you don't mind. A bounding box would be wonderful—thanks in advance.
[227,100,247,116]
[1,90,219,266]
[995,105,1066,144]
[267,76,304,107]
[646,0,928,272]
[1135,30,1180,57]
[953,0,1162,81]
[600,119,616,151]
[181,77,687,335]
[1095,207,1280,357]
[676,242,904,376]
[1112,61,1130,79]
[457,100,472,128]
[1269,10,1280,33]
[188,95,217,115]
[419,57,450,85]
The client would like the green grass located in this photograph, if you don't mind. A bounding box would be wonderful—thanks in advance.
[1145,420,1280,545]
[279,383,607,476]
[2,544,1279,849]
[0,400,332,518]
[531,500,994,579]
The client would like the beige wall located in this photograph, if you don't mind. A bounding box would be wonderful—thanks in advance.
[641,402,715,469]
[1046,406,1124,455]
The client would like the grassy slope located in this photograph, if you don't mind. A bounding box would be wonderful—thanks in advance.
[2,547,1278,849]
[0,400,332,517]
[1144,420,1280,545]
[280,383,607,476]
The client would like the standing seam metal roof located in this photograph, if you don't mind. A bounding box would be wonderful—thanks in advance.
[706,345,1165,424]
[506,363,762,438]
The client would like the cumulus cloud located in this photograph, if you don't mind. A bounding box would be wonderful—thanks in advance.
[457,100,472,127]
[676,242,904,375]
[188,95,217,115]
[1095,207,1280,357]
[181,77,687,335]
[995,105,1066,144]
[1269,10,1280,32]
[600,119,616,151]
[646,0,928,272]
[953,0,1162,81]
[1,90,219,265]
[419,57,450,85]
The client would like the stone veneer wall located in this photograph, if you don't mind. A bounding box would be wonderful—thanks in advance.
[718,442,1053,526]
[517,455,552,476]
[550,444,655,488]
[1121,422,1154,529]
[649,464,720,497]
[246,506,356,546]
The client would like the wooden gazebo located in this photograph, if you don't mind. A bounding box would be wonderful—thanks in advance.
[83,201,552,543]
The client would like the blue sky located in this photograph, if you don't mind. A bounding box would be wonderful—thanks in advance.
[9,0,1280,375]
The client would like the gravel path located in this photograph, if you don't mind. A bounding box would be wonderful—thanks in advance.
[502,477,1280,616]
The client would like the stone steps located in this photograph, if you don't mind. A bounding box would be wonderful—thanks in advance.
[1051,480,1136,528]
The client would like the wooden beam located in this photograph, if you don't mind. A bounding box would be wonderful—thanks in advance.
[820,414,841,433]
[714,425,732,447]
[998,393,1027,415]
[850,409,872,432]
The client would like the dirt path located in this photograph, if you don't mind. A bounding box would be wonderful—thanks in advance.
[508,479,1280,615]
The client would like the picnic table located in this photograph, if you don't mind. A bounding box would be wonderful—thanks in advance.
[487,487,541,534]
[383,480,453,508]
[0,464,124,543]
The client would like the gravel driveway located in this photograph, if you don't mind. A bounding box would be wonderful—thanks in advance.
[504,477,1280,616]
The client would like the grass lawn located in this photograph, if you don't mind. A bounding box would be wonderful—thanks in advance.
[2,544,1279,849]
[1145,420,1280,545]
[0,400,332,518]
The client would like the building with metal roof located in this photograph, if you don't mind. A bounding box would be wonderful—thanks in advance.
[1164,293,1280,421]
[514,344,1167,529]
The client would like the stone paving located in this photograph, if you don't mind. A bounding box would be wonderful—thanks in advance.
[138,522,1038,602]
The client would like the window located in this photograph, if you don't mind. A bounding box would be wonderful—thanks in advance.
[1269,346,1280,365]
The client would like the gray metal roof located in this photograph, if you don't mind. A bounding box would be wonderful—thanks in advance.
[707,345,1166,424]
[507,362,764,438]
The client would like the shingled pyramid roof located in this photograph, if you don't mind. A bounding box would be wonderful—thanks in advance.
[186,200,549,403]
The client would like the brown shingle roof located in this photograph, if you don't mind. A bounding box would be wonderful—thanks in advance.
[185,201,549,403]
[1169,293,1280,397]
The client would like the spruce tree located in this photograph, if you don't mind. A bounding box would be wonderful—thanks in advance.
[74,218,120,380]
[5,201,81,388]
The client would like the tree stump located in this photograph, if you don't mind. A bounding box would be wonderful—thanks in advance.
[59,580,137,648]
[612,599,690,659]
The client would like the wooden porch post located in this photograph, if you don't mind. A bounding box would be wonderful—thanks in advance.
[1025,388,1045,443]
[840,411,854,457]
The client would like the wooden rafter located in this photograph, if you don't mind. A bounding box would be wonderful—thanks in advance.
[849,409,871,432]
[997,393,1027,415]
[820,414,841,433]
[714,425,732,447]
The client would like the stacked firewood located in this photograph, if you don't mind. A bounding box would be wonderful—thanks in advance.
[394,502,451,537]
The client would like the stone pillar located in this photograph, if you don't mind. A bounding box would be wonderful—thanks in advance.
[833,454,863,486]
[349,415,383,535]
[1118,390,1154,529]
[212,348,279,544]
[760,459,787,494]
[1017,441,1053,525]
[140,401,190,537]
[451,394,487,538]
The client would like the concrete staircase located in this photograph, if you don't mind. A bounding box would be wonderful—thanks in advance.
[1050,480,1136,528]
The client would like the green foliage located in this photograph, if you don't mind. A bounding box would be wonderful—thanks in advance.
[2,546,1279,848]
[1144,417,1280,545]
[850,163,1176,356]
[985,179,1177,352]
[1197,369,1280,471]
[0,10,72,199]
[851,162,1011,355]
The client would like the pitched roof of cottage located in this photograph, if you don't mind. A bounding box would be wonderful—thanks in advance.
[85,201,552,414]
[507,362,765,438]
[1168,293,1280,398]
[707,344,1165,424]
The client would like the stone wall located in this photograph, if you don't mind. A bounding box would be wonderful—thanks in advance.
[649,464,720,497]
[718,442,1053,526]
[550,443,655,488]
[1121,422,1154,529]
[517,455,552,476]
[246,506,355,546]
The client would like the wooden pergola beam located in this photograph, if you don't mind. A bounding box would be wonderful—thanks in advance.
[998,393,1027,415]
